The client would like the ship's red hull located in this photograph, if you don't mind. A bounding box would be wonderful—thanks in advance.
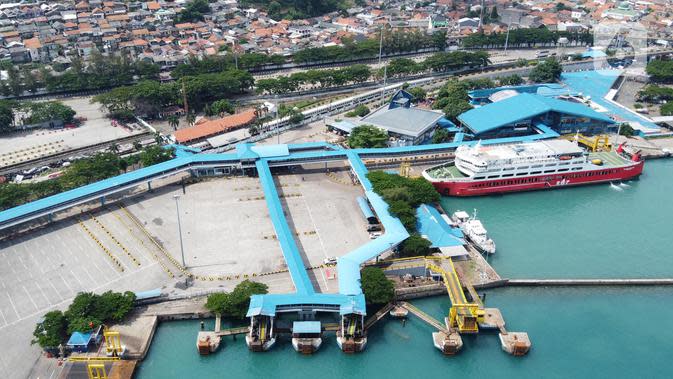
[430,161,644,197]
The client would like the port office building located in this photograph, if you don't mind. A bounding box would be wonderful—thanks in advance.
[457,92,616,139]
[328,90,445,146]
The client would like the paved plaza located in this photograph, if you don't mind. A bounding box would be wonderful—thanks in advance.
[0,166,370,379]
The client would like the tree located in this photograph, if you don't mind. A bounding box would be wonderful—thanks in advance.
[498,74,524,86]
[186,112,196,127]
[443,101,473,123]
[360,267,394,305]
[205,293,229,315]
[7,66,23,96]
[139,146,175,166]
[176,0,211,22]
[167,115,179,130]
[618,123,635,137]
[0,100,14,131]
[346,104,370,117]
[433,80,470,112]
[528,58,563,83]
[22,66,38,93]
[225,280,268,319]
[646,60,673,83]
[388,200,417,231]
[347,125,389,148]
[135,61,161,80]
[210,99,235,116]
[399,233,432,257]
[23,101,77,124]
[432,128,450,143]
[661,102,673,116]
[489,6,499,21]
[407,87,427,102]
[32,311,68,349]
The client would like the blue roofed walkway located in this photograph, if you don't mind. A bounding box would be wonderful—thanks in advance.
[255,159,315,296]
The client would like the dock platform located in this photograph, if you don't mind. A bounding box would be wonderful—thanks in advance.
[499,332,531,356]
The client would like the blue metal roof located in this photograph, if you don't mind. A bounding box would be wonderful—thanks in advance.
[468,83,573,101]
[135,288,162,300]
[0,153,241,227]
[356,196,376,221]
[458,93,615,134]
[561,70,660,134]
[416,204,463,248]
[251,144,289,158]
[67,331,93,346]
[581,49,607,58]
[293,321,321,334]
[255,159,314,296]
[246,293,365,317]
[236,143,258,160]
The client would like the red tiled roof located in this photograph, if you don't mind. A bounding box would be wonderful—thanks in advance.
[174,109,257,143]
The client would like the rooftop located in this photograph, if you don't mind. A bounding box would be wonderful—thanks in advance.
[360,106,444,138]
[174,109,256,144]
[458,93,615,134]
[416,204,464,248]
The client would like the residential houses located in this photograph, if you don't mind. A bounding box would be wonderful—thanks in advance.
[0,0,665,75]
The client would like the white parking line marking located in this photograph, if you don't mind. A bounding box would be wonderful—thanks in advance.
[5,292,20,319]
[70,269,85,289]
[82,268,96,284]
[23,286,38,311]
[35,282,51,305]
[0,307,6,326]
[295,175,330,291]
[0,262,159,331]
[48,281,63,301]
[59,274,75,294]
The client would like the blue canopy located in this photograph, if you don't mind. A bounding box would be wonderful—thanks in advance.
[293,321,321,334]
[67,331,92,347]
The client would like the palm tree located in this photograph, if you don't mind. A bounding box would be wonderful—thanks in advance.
[167,114,179,131]
[109,142,119,154]
[186,112,196,127]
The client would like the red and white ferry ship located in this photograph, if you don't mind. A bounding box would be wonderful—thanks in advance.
[422,140,644,197]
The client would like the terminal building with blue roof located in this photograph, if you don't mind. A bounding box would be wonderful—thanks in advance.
[458,93,616,139]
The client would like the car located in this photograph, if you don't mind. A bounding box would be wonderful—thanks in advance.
[323,257,337,266]
[369,232,383,239]
[367,224,381,232]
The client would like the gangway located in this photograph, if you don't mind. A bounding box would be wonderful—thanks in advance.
[363,302,394,330]
[561,133,611,152]
[399,302,447,332]
[424,257,481,333]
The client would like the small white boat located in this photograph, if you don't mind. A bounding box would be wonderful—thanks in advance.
[459,209,496,254]
[389,305,409,318]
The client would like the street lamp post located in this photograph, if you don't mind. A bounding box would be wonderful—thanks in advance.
[173,194,186,268]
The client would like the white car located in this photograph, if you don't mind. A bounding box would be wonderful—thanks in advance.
[323,257,337,265]
[369,232,383,239]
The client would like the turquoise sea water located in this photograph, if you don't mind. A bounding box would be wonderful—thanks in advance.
[440,159,673,279]
[136,159,673,379]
